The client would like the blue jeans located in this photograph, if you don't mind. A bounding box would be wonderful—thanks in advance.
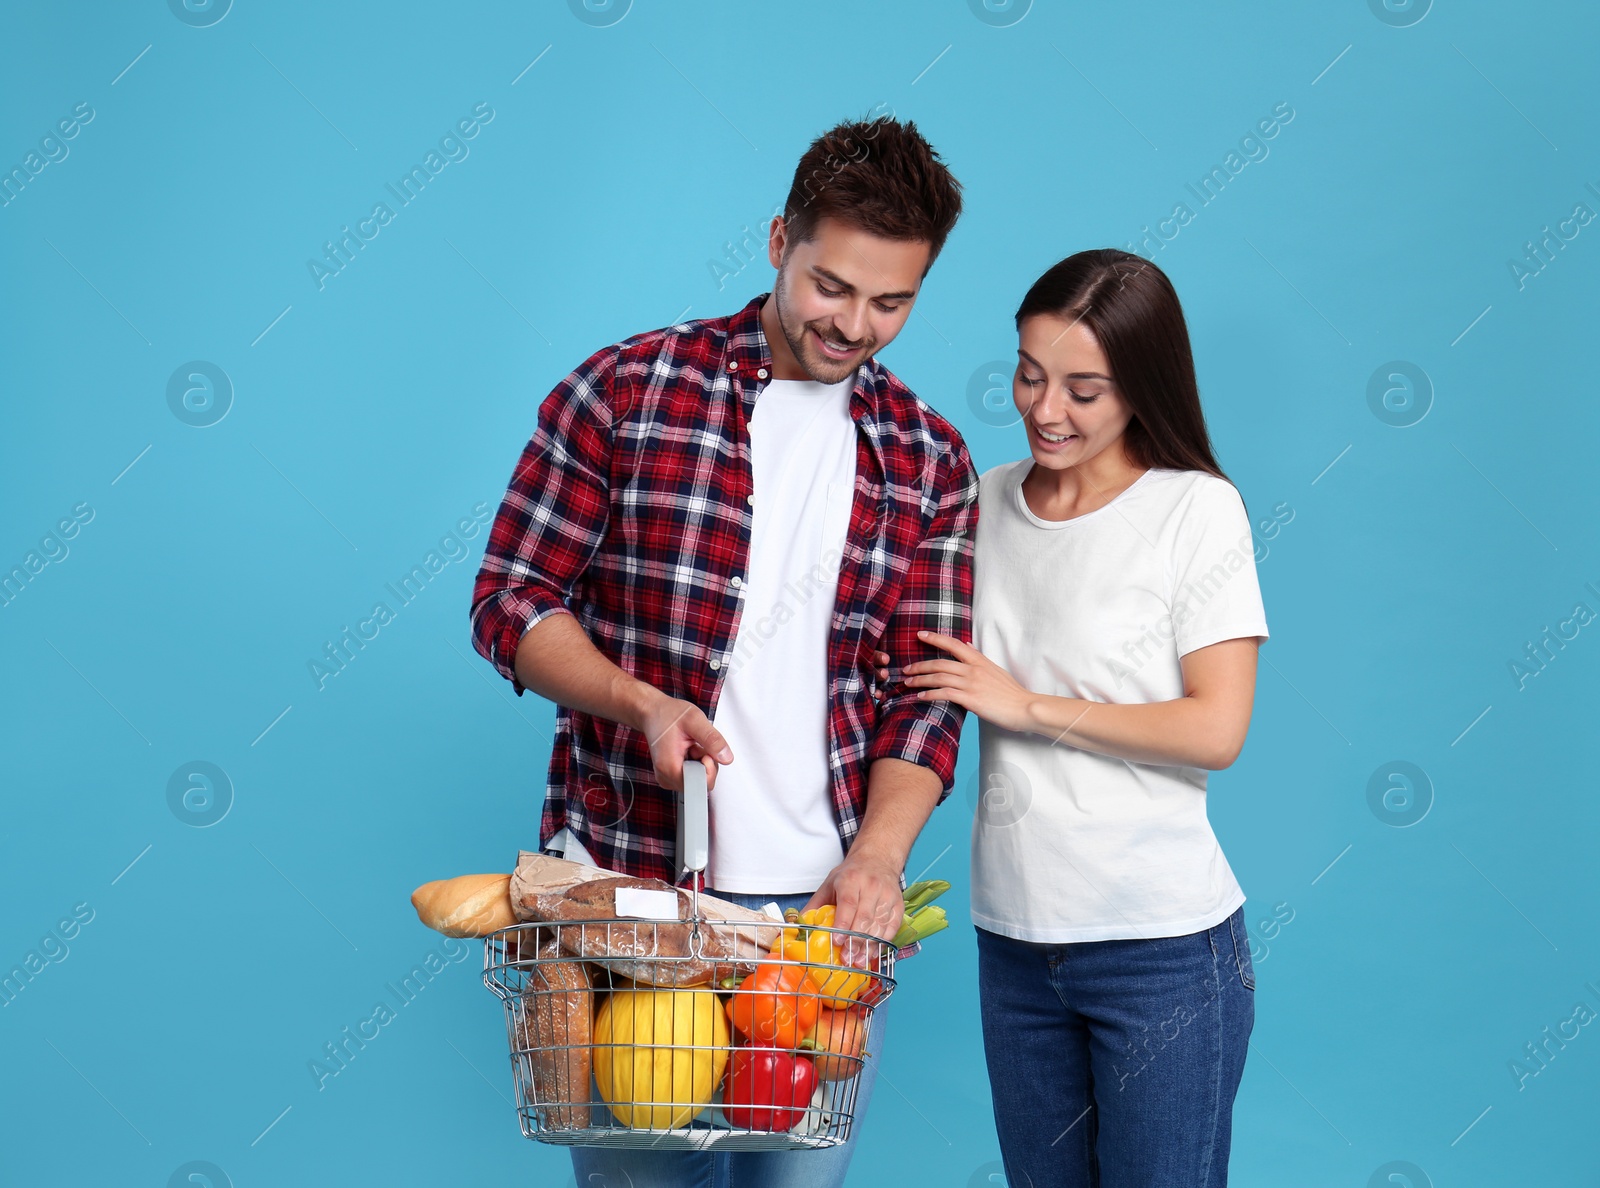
[568,889,888,1188]
[976,906,1255,1188]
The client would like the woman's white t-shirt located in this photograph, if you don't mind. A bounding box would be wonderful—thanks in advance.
[968,462,1269,943]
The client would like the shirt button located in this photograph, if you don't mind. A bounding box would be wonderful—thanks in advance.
[757,368,769,379]
[728,360,739,371]
[709,658,722,671]
[731,576,743,588]
[746,494,755,507]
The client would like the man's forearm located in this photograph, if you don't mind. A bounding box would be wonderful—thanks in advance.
[808,756,944,945]
[848,757,944,873]
[513,611,660,730]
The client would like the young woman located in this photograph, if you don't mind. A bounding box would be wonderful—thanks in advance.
[878,249,1268,1185]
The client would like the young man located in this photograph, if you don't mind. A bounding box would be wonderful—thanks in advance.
[470,115,976,1187]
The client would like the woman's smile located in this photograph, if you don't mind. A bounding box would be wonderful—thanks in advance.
[1029,422,1079,451]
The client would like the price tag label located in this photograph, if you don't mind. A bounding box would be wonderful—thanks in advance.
[614,887,681,920]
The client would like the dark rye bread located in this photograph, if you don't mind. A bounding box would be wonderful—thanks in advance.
[523,875,738,988]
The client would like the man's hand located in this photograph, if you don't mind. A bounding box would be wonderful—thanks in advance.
[805,848,905,967]
[636,688,734,792]
[804,757,943,963]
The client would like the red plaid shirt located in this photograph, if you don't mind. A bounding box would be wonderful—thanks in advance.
[471,293,978,888]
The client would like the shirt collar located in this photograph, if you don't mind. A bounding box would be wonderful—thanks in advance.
[726,292,879,426]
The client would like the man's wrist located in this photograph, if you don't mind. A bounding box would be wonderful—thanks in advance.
[850,757,945,877]
[616,676,666,732]
[842,837,908,876]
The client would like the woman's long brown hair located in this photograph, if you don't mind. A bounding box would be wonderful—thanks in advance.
[1015,249,1233,488]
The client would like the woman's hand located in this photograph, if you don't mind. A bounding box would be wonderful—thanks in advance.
[873,630,1036,734]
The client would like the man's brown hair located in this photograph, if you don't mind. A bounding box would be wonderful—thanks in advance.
[781,113,963,270]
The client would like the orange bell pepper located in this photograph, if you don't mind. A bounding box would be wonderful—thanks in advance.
[726,960,819,1049]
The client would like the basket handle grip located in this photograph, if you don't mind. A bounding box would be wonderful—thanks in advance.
[676,756,709,882]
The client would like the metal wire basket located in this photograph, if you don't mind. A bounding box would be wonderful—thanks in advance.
[482,904,896,1150]
[482,757,896,1150]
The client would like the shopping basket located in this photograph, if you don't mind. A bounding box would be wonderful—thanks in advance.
[481,763,897,1150]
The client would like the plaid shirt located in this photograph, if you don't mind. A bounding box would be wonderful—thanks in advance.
[471,292,978,892]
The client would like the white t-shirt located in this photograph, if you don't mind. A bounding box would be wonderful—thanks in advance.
[968,461,1269,943]
[695,374,858,893]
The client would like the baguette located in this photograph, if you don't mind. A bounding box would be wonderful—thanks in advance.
[410,873,516,937]
[514,931,593,1130]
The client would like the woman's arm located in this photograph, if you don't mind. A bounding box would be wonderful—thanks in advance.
[1017,638,1259,770]
[882,631,1260,771]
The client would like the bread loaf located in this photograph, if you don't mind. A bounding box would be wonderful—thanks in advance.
[514,931,593,1130]
[508,852,783,984]
[523,875,738,988]
[410,873,516,937]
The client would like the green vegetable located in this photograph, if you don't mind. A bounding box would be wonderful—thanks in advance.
[901,879,950,914]
[892,881,952,948]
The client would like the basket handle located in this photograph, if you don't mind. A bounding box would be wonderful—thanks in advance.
[676,756,709,883]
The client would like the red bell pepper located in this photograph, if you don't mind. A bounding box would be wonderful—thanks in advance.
[722,1047,818,1132]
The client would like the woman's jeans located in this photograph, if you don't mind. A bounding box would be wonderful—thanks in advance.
[976,906,1255,1188]
[567,889,888,1188]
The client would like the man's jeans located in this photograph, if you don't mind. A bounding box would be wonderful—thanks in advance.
[975,906,1255,1188]
[567,889,888,1188]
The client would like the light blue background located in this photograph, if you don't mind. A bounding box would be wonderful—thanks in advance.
[3,2,1597,1184]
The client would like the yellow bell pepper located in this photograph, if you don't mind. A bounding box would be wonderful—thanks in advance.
[780,905,870,1009]
[777,912,832,965]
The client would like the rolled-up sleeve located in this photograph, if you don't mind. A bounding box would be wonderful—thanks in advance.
[469,346,617,695]
[864,433,979,797]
